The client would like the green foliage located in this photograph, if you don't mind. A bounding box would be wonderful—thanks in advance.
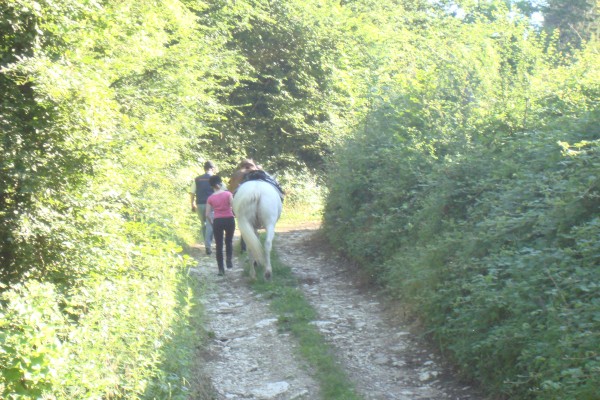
[1,0,233,397]
[541,0,599,53]
[278,166,325,219]
[196,0,360,172]
[0,282,68,397]
[323,4,600,399]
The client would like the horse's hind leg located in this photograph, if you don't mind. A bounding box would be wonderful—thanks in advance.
[250,261,257,280]
[240,240,257,279]
[263,227,275,280]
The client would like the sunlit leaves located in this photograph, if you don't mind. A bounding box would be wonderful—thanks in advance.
[322,2,600,399]
[1,0,234,397]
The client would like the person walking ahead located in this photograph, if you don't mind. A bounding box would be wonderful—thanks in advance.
[190,161,215,254]
[206,175,235,276]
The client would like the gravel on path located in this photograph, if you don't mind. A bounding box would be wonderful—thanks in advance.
[192,226,483,400]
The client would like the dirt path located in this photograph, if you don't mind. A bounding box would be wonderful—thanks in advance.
[191,240,320,399]
[192,226,481,400]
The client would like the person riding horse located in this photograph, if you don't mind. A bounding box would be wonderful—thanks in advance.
[229,159,285,201]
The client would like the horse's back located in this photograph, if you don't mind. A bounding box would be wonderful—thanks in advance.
[233,180,282,225]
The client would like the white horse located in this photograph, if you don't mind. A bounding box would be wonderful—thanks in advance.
[233,180,282,280]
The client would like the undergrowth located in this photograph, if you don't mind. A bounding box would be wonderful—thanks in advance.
[323,41,600,400]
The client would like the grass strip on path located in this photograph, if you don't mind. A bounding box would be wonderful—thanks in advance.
[249,250,362,400]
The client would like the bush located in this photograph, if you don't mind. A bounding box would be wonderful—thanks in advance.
[323,32,600,400]
[0,282,68,397]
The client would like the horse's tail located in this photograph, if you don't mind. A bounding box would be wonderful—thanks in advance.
[235,192,266,267]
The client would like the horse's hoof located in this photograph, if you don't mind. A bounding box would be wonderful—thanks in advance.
[264,271,272,280]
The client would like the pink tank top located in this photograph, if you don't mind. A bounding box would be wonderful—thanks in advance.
[207,191,234,219]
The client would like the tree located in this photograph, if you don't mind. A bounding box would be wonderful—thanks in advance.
[542,0,599,52]
[191,0,362,173]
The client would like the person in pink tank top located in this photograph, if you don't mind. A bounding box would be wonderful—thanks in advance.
[206,175,235,276]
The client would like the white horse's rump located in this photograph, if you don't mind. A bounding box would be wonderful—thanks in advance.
[233,180,282,279]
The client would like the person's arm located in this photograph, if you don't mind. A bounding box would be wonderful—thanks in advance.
[229,192,236,217]
[190,193,197,211]
[205,201,214,224]
[190,181,197,211]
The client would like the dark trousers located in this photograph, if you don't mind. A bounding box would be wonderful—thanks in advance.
[213,217,235,272]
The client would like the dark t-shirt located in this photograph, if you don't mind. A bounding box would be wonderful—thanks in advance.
[194,173,213,204]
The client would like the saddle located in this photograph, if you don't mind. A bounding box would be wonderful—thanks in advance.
[240,170,285,201]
